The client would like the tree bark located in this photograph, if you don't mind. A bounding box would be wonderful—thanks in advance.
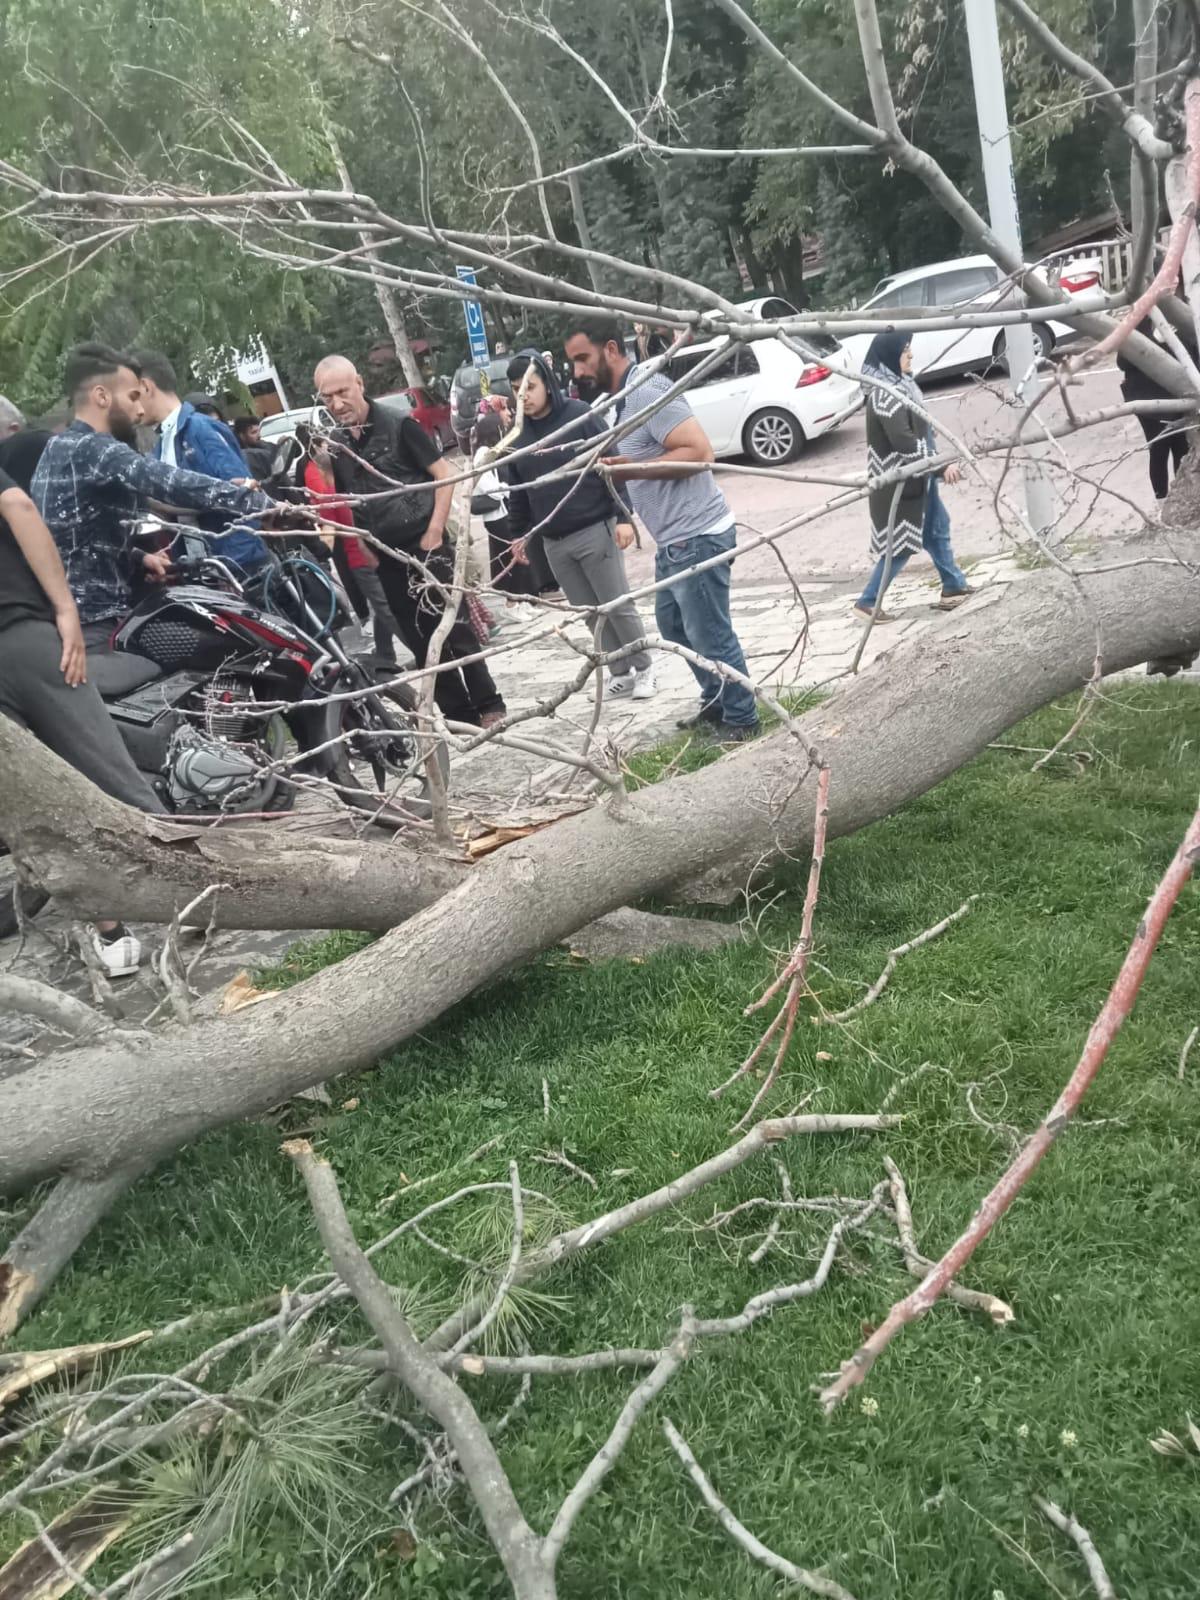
[0,747,470,931]
[0,1164,151,1335]
[1,530,1198,1198]
[324,121,424,386]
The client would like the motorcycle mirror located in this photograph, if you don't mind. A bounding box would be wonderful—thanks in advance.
[178,531,209,562]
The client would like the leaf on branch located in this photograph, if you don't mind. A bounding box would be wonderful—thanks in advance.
[0,1332,151,1413]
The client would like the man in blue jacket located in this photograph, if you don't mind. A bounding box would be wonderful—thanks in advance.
[132,350,270,573]
[33,344,274,644]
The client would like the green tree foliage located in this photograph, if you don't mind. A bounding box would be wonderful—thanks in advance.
[0,0,1153,408]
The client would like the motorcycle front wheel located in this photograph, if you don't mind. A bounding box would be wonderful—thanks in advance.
[317,679,448,826]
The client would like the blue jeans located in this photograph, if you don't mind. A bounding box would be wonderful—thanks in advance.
[857,482,968,608]
[654,529,758,727]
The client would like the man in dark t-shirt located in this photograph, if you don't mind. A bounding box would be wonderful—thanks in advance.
[314,354,505,729]
[0,464,157,976]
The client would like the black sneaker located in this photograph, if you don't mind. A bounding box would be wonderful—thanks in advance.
[676,704,724,731]
[715,721,761,744]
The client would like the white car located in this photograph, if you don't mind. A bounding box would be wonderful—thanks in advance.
[665,329,862,465]
[838,254,1088,382]
[259,405,334,442]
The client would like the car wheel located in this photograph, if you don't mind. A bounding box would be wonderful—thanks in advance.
[989,324,1052,375]
[743,408,803,466]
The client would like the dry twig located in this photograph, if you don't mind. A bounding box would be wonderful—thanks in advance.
[1177,1024,1198,1081]
[822,897,978,1023]
[663,1419,858,1599]
[711,766,830,1127]
[1035,1496,1118,1600]
[820,800,1200,1412]
[883,1157,1013,1324]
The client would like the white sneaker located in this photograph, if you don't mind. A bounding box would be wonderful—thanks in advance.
[631,666,657,700]
[606,671,636,698]
[92,928,142,979]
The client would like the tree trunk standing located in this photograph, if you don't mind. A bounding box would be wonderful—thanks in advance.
[566,168,604,295]
[2,532,1199,1207]
[737,228,769,294]
[1129,0,1160,293]
[324,121,424,387]
[543,101,604,297]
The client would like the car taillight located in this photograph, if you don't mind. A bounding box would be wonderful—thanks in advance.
[796,365,831,387]
[1060,271,1100,292]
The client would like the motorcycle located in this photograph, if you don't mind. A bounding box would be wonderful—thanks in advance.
[0,532,447,938]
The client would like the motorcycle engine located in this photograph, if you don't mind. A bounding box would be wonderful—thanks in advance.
[166,725,264,811]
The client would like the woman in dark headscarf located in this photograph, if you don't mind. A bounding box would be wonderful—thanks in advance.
[854,331,973,621]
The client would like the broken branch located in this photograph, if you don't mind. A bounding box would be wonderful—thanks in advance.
[821,800,1200,1412]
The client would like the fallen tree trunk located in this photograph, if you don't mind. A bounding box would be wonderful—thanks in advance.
[0,751,471,932]
[3,535,1199,937]
[1,530,1197,1204]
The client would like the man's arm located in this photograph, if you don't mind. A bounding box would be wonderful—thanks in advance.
[604,415,714,481]
[1,485,86,685]
[96,437,272,520]
[419,455,456,552]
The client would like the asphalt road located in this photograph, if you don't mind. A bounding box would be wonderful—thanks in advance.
[618,360,1153,591]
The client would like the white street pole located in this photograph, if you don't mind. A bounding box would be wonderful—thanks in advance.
[964,0,1056,538]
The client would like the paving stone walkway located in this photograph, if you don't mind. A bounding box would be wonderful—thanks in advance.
[3,539,1172,1056]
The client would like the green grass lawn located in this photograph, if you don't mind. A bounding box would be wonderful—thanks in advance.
[4,682,1200,1598]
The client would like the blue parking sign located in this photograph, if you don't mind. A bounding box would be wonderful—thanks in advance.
[456,265,491,371]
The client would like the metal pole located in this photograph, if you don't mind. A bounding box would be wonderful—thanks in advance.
[964,0,1055,538]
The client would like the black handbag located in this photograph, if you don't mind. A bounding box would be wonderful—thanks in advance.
[470,489,503,517]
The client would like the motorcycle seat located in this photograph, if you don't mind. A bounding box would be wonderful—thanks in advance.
[86,649,164,700]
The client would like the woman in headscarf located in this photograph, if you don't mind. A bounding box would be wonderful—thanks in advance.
[504,350,655,699]
[854,331,973,621]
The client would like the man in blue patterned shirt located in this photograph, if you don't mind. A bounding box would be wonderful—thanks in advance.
[32,344,273,634]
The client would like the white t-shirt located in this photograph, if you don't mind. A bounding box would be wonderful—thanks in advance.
[157,403,183,466]
[616,365,733,547]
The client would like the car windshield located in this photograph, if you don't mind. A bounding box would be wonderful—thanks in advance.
[260,413,299,439]
[260,407,333,440]
[454,360,512,396]
[794,333,840,357]
[374,392,414,418]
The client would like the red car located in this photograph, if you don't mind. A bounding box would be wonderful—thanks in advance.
[375,384,455,453]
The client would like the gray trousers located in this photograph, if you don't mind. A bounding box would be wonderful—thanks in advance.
[353,567,403,663]
[0,618,160,810]
[544,519,652,676]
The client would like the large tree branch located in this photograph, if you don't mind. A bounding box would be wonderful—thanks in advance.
[820,796,1200,1411]
[998,0,1177,159]
[0,734,469,931]
[285,1141,551,1599]
[711,0,1193,396]
[1,529,1198,1197]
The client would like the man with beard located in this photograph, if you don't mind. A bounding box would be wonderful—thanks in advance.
[563,316,760,742]
[32,345,272,664]
[315,353,505,728]
[130,350,270,575]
